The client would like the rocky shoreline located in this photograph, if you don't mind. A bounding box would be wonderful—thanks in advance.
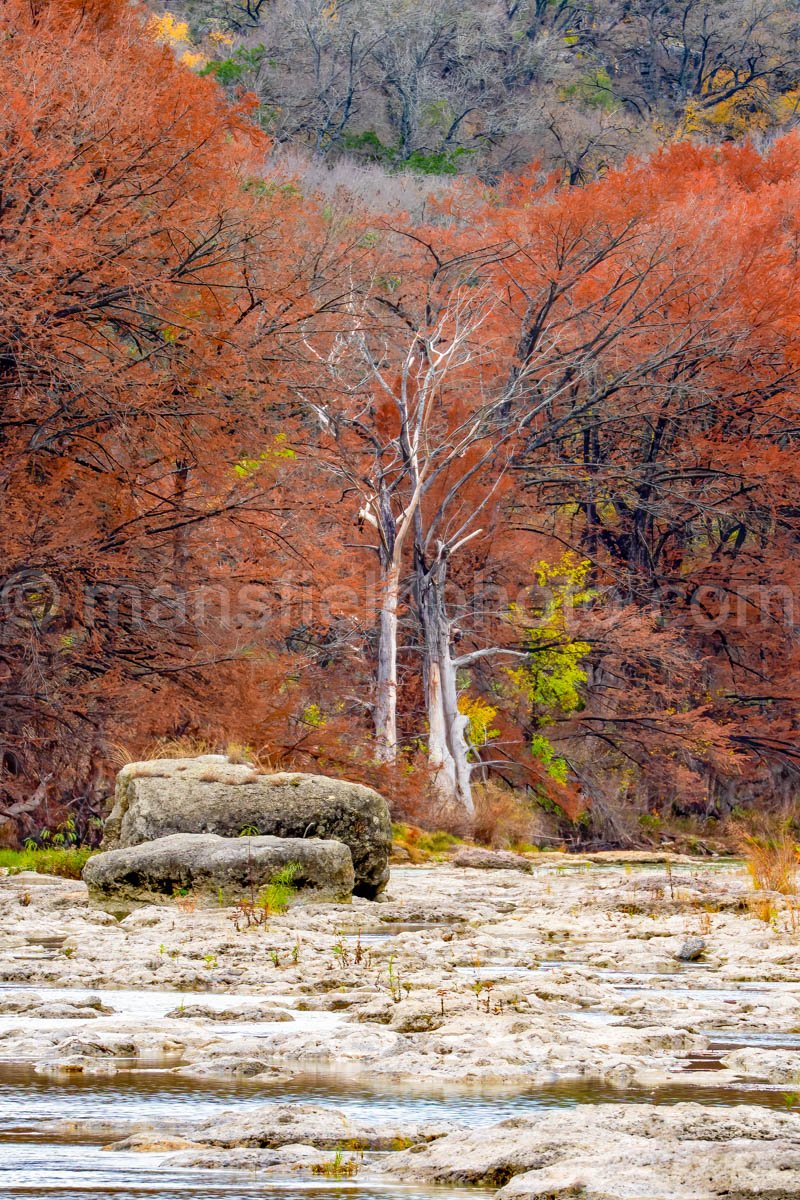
[1,856,800,1198]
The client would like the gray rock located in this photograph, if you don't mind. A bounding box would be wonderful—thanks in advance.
[190,1102,451,1150]
[452,847,534,873]
[83,832,354,906]
[674,937,706,962]
[381,1103,800,1197]
[165,1003,294,1023]
[103,757,391,898]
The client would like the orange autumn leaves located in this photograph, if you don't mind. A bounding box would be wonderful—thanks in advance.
[2,0,800,835]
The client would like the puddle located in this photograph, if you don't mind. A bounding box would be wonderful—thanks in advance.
[338,923,451,946]
[452,960,716,986]
[453,964,538,981]
[613,982,797,1003]
[0,985,343,1048]
[707,1030,800,1051]
[681,1055,726,1072]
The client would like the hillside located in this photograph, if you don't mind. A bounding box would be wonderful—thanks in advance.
[159,0,800,180]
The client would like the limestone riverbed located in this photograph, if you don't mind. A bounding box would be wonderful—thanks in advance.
[1,857,800,1198]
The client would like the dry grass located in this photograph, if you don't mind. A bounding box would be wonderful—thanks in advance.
[747,895,780,923]
[471,782,540,850]
[141,735,218,761]
[740,828,798,895]
[391,823,462,862]
[130,737,276,772]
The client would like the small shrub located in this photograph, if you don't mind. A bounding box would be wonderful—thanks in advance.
[471,782,538,849]
[231,862,300,930]
[748,895,779,924]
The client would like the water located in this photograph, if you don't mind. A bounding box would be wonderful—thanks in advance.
[707,1030,800,1050]
[0,1059,793,1200]
[2,1135,487,1200]
[0,986,342,1051]
[0,940,792,1199]
[0,986,300,1020]
[0,1061,791,1133]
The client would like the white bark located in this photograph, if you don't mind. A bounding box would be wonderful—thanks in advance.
[374,562,400,762]
[418,551,474,818]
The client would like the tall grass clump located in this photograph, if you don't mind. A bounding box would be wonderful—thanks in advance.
[0,846,93,879]
[740,823,798,895]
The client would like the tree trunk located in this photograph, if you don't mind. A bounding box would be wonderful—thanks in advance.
[416,549,474,819]
[374,562,400,762]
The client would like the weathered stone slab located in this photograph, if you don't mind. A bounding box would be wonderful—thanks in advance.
[83,832,354,906]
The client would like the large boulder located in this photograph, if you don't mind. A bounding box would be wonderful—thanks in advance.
[103,757,391,898]
[83,832,354,906]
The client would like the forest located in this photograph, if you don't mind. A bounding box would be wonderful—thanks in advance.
[2,0,800,851]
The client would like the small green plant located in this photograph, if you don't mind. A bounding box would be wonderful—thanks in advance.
[203,954,218,969]
[292,940,301,964]
[269,948,281,967]
[385,953,403,1002]
[783,1073,800,1110]
[311,1149,361,1179]
[259,861,300,914]
[230,862,300,931]
[332,935,351,967]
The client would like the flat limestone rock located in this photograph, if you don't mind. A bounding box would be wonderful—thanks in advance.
[381,1103,800,1198]
[83,832,354,906]
[103,757,391,898]
[452,846,535,873]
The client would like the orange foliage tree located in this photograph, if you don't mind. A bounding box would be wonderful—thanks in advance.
[0,0,337,836]
[3,0,800,844]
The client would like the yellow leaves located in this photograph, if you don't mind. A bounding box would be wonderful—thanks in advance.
[209,30,235,46]
[679,75,800,141]
[148,10,206,69]
[147,12,189,44]
[776,88,800,122]
[458,694,499,748]
[302,703,326,728]
[532,551,596,606]
[506,553,595,723]
[233,435,297,479]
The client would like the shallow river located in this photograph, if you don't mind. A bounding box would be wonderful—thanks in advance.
[0,1052,792,1198]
